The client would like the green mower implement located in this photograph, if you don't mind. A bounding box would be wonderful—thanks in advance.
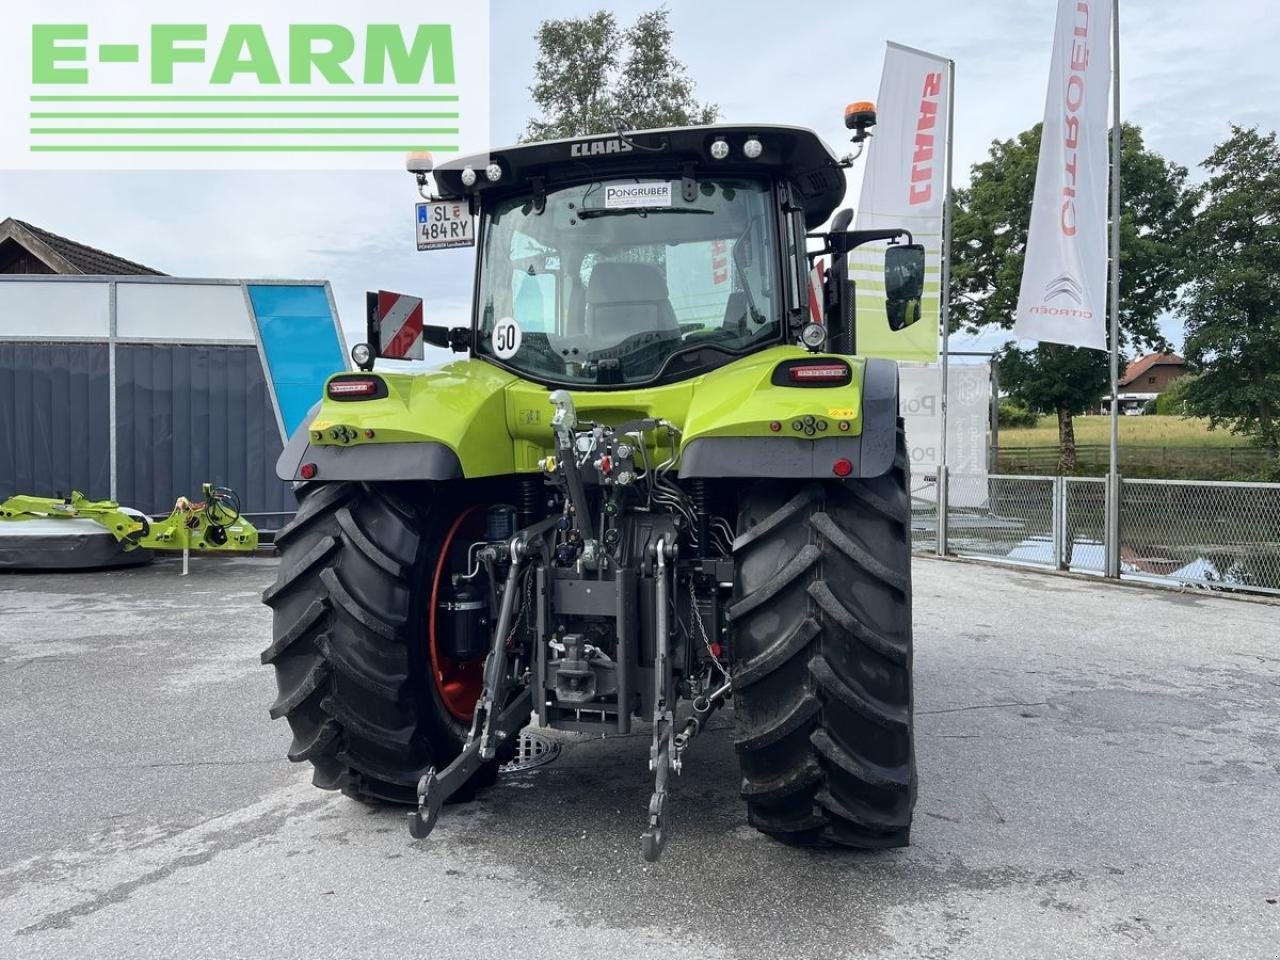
[264,111,922,861]
[1,483,259,568]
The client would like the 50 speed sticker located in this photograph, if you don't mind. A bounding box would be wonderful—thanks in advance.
[492,317,522,359]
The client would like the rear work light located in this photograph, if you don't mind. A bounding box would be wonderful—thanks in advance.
[327,378,379,399]
[788,362,850,384]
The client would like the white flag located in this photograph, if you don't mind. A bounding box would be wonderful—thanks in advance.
[851,42,952,362]
[1014,0,1113,351]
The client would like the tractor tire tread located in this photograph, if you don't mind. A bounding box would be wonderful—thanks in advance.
[739,758,823,801]
[268,660,330,720]
[733,693,822,752]
[287,718,341,763]
[731,423,915,850]
[264,480,498,805]
[260,596,329,665]
[731,617,820,690]
[808,654,908,731]
[335,505,409,577]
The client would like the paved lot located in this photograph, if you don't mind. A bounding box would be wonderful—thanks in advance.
[1,555,1278,959]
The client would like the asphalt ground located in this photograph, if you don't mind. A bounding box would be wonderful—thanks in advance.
[1,554,1278,960]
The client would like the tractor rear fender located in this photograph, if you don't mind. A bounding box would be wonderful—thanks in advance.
[276,349,900,482]
[275,360,518,482]
[678,356,899,480]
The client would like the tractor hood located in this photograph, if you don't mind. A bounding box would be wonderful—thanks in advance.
[434,125,847,229]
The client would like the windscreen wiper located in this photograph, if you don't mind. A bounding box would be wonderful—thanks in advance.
[732,221,767,325]
[577,208,713,220]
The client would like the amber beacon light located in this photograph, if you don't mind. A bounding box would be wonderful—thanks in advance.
[844,101,877,143]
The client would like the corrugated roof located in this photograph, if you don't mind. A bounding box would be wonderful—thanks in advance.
[0,218,165,276]
[1119,353,1184,387]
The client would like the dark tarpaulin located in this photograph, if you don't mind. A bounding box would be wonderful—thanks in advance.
[0,342,111,501]
[114,343,292,515]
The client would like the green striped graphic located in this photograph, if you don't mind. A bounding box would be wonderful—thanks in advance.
[31,128,459,135]
[30,112,460,119]
[30,95,459,102]
[27,94,467,157]
[30,144,458,153]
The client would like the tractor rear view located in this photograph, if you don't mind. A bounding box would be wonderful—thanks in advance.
[264,106,924,861]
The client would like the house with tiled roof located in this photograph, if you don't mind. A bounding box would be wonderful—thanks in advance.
[1119,353,1186,394]
[1102,353,1188,415]
[0,218,165,276]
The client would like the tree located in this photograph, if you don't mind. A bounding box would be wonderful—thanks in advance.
[524,7,717,142]
[950,123,1197,471]
[524,12,621,142]
[610,10,719,131]
[1154,372,1197,416]
[1179,126,1280,455]
[994,343,1110,460]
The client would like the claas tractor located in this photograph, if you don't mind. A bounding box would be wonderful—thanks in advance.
[263,108,924,861]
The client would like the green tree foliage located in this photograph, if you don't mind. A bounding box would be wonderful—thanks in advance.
[994,343,1110,460]
[950,123,1197,471]
[524,8,717,142]
[524,12,620,142]
[1179,126,1280,454]
[1154,372,1197,416]
[611,10,719,131]
[997,398,1040,429]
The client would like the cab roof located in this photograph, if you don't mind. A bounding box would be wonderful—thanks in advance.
[433,125,848,229]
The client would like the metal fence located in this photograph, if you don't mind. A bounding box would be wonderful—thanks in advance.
[996,444,1270,479]
[912,470,1280,596]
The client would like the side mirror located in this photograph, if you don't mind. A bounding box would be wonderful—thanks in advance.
[884,244,926,331]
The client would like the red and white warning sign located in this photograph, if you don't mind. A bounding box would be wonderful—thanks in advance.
[370,289,424,361]
[808,260,827,326]
[711,239,729,286]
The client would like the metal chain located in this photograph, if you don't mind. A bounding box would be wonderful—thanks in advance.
[690,586,730,685]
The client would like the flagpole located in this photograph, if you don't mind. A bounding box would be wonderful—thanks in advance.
[936,56,956,557]
[1105,0,1122,578]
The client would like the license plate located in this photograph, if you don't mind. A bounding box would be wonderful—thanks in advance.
[416,200,474,251]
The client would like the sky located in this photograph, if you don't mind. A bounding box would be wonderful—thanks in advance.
[3,0,1278,362]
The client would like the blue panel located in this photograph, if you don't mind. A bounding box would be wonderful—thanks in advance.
[248,284,346,437]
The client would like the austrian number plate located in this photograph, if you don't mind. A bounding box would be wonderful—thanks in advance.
[416,200,474,251]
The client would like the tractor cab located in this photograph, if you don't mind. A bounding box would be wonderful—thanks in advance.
[391,124,924,387]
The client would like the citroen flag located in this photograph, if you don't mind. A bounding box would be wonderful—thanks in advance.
[1014,0,1113,350]
[852,42,952,362]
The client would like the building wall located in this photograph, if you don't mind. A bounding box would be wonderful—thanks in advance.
[0,341,111,498]
[0,341,291,514]
[1126,364,1186,395]
[0,277,345,519]
[115,344,291,514]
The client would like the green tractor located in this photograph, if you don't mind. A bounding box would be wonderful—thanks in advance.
[263,110,925,861]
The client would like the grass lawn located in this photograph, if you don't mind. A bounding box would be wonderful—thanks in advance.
[1001,415,1243,448]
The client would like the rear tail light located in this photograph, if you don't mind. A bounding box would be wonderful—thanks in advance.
[788,363,850,384]
[327,377,379,399]
[771,359,852,387]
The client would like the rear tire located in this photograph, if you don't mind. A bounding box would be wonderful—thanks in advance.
[261,481,500,804]
[730,423,915,847]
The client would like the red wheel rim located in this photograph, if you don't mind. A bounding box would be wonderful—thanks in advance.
[428,506,486,721]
